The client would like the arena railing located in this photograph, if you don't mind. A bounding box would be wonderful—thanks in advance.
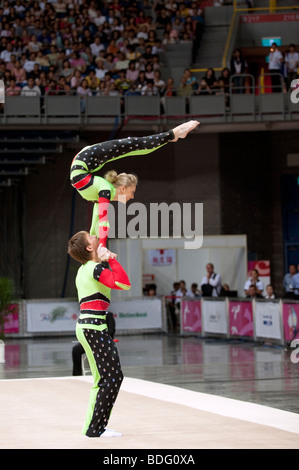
[1,80,298,126]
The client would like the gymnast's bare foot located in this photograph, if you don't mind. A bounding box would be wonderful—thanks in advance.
[171,120,200,142]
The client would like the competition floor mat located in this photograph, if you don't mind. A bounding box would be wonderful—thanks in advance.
[1,376,299,449]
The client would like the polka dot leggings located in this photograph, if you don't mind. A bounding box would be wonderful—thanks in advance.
[77,326,124,437]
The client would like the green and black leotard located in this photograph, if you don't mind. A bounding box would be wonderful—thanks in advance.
[70,130,175,246]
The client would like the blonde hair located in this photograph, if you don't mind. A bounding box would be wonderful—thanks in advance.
[104,170,138,188]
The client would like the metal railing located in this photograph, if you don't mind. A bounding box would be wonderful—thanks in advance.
[0,79,298,125]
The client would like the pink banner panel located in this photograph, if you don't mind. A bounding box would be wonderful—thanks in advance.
[4,303,19,334]
[228,301,254,337]
[181,300,202,333]
[282,303,299,341]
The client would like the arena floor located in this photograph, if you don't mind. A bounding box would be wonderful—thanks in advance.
[1,334,299,450]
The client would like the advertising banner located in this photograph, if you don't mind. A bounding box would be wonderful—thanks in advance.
[228,300,254,337]
[202,300,227,335]
[4,303,19,334]
[255,301,282,340]
[181,300,202,333]
[26,300,79,333]
[110,298,162,331]
[282,303,299,341]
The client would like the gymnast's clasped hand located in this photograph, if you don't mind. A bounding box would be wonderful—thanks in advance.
[97,243,117,262]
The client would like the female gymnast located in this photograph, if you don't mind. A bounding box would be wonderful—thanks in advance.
[68,230,130,438]
[70,120,199,253]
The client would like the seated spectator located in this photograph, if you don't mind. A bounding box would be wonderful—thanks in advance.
[152,39,165,55]
[284,264,297,297]
[134,70,148,92]
[191,282,201,297]
[125,44,141,62]
[147,285,157,296]
[163,77,177,97]
[107,82,120,96]
[103,53,116,75]
[6,77,21,96]
[21,76,41,96]
[141,79,158,95]
[90,36,105,58]
[114,69,132,94]
[96,80,108,96]
[244,269,264,296]
[203,68,218,92]
[265,284,275,299]
[201,263,222,297]
[142,44,154,64]
[107,39,119,56]
[23,52,38,76]
[145,62,154,79]
[35,70,48,96]
[29,63,41,82]
[35,51,50,71]
[94,58,108,81]
[27,34,42,53]
[155,8,172,30]
[45,79,59,96]
[171,17,184,36]
[177,76,193,97]
[0,42,13,63]
[103,71,115,90]
[85,69,100,94]
[6,53,17,73]
[70,69,83,90]
[76,78,92,112]
[184,68,198,91]
[47,45,60,67]
[126,60,139,82]
[69,51,86,73]
[136,37,146,56]
[146,30,157,47]
[175,280,193,305]
[57,75,70,94]
[195,78,212,95]
[114,51,130,71]
[246,284,264,299]
[11,60,26,86]
[218,67,231,94]
[60,59,74,83]
[152,54,162,71]
[153,69,165,95]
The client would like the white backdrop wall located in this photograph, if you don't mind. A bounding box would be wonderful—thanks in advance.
[110,235,247,298]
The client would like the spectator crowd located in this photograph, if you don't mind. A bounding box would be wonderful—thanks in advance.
[0,0,297,114]
[0,0,204,105]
